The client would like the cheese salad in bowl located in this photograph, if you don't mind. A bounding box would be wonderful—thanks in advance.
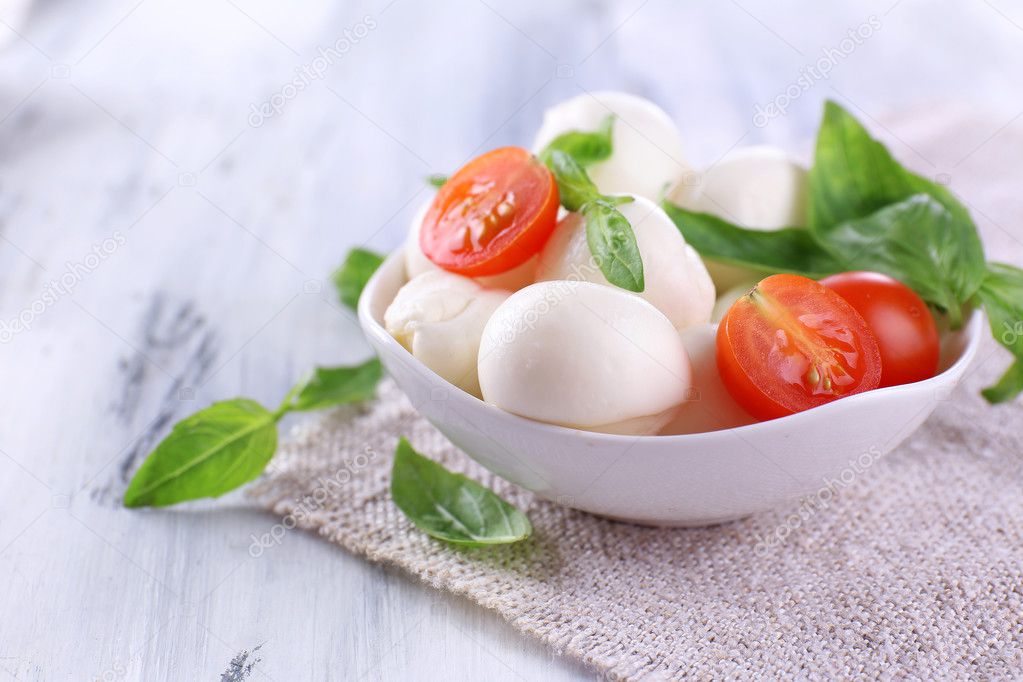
[357,91,1004,525]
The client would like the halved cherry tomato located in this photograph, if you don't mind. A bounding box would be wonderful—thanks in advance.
[820,271,939,388]
[717,273,882,420]
[421,147,559,277]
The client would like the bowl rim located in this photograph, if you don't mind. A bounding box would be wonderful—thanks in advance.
[358,250,987,444]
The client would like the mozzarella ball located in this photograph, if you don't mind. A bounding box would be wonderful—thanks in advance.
[404,200,537,291]
[660,324,755,435]
[385,271,509,398]
[536,195,714,331]
[667,145,808,228]
[711,279,759,323]
[666,146,809,290]
[478,281,692,435]
[532,91,690,202]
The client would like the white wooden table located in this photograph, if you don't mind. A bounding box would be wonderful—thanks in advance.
[0,1,1020,679]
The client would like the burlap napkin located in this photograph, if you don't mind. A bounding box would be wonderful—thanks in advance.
[252,108,1023,680]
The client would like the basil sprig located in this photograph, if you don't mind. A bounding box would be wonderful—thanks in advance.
[663,99,1022,402]
[334,247,384,311]
[805,101,985,328]
[391,438,531,546]
[541,149,645,292]
[125,250,389,508]
[658,98,1018,402]
[664,101,986,320]
[124,358,383,507]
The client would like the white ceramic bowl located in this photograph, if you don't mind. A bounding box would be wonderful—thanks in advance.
[359,252,985,526]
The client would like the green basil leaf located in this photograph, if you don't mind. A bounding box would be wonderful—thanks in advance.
[390,438,531,546]
[541,150,643,292]
[540,149,600,212]
[333,248,385,311]
[426,173,447,188]
[286,358,383,412]
[123,399,277,508]
[809,100,974,232]
[977,262,1023,403]
[981,360,1023,404]
[540,114,615,167]
[819,194,985,327]
[978,263,1023,355]
[583,199,645,293]
[661,201,844,278]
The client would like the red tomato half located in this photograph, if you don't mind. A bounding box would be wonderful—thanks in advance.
[717,274,882,420]
[421,147,559,277]
[820,271,940,387]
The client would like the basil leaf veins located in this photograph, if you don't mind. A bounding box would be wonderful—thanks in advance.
[390,438,532,546]
[819,194,986,327]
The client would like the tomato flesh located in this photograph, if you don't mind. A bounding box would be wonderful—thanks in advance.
[421,147,559,277]
[717,274,882,420]
[820,271,939,387]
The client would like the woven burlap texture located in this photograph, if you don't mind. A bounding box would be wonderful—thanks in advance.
[253,108,1023,680]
